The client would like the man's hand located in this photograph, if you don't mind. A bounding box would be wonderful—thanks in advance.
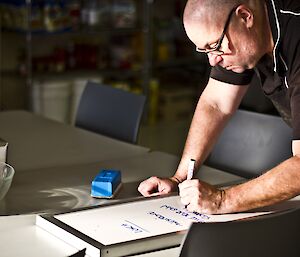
[179,179,225,214]
[138,176,180,197]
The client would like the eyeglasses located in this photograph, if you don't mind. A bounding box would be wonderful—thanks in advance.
[196,6,238,55]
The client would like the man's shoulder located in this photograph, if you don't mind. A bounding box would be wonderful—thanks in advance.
[276,0,300,73]
[279,0,300,10]
[276,0,300,27]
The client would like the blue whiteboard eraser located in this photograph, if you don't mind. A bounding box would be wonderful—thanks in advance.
[91,169,122,198]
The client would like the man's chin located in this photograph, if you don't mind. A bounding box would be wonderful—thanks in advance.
[232,67,246,73]
[227,66,246,73]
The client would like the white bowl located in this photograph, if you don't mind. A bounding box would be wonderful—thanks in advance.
[0,162,15,201]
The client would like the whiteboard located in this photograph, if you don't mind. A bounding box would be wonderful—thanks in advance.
[54,195,270,246]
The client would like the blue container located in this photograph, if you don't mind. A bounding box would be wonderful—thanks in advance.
[91,170,121,198]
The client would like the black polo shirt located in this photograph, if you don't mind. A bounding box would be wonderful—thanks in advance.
[210,0,300,140]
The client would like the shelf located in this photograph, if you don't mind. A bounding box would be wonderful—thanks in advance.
[0,0,152,113]
[70,26,145,36]
[0,70,24,78]
[155,56,207,69]
[31,69,144,81]
[2,26,144,37]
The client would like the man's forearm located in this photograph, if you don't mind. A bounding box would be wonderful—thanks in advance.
[174,98,232,182]
[173,78,248,183]
[221,156,300,213]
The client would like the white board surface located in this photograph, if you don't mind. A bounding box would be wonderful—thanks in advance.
[54,195,270,246]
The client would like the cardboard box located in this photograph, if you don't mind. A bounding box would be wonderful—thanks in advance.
[159,87,196,122]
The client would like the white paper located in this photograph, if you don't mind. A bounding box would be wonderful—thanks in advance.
[55,195,270,245]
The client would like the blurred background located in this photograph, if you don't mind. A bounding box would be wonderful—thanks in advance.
[0,0,275,156]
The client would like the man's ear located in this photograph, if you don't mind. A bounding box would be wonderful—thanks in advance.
[236,5,254,29]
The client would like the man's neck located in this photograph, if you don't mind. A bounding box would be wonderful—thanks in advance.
[264,1,275,57]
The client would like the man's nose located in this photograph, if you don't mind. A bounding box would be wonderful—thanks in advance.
[208,53,223,66]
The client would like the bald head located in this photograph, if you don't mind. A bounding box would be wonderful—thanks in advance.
[183,0,266,46]
[184,0,257,27]
[183,0,272,73]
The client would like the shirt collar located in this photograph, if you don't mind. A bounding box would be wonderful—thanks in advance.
[265,0,282,73]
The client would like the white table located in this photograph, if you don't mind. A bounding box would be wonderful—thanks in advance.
[0,111,244,256]
[0,111,150,171]
[0,151,243,215]
[3,196,300,257]
[0,215,78,257]
[0,214,181,257]
[0,158,245,257]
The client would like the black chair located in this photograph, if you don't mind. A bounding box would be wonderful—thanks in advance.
[75,82,146,144]
[179,207,300,257]
[205,109,293,178]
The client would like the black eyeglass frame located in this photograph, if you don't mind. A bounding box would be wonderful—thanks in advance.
[196,6,239,54]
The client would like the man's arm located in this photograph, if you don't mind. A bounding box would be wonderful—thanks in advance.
[218,141,300,213]
[138,78,249,196]
[173,78,249,182]
[179,141,300,214]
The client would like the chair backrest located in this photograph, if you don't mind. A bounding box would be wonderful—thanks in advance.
[75,82,146,144]
[205,109,292,178]
[179,207,300,257]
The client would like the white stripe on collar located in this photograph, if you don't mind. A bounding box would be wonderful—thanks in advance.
[280,10,300,16]
[279,53,288,71]
[270,0,280,73]
[284,77,289,89]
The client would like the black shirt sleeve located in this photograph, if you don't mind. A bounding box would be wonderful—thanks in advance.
[290,75,300,140]
[210,65,255,85]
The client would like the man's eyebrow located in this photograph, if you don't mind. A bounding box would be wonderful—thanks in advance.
[198,40,218,50]
[197,42,210,50]
[207,39,219,46]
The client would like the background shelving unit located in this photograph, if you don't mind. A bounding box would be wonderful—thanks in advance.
[0,0,210,125]
[25,0,152,92]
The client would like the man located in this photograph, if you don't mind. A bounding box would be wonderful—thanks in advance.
[138,0,300,214]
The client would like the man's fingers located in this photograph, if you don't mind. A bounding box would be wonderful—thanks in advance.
[138,185,155,196]
[138,176,160,196]
[180,195,190,206]
[138,181,154,196]
[179,179,203,211]
[138,176,178,196]
[147,191,168,197]
[179,179,200,191]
